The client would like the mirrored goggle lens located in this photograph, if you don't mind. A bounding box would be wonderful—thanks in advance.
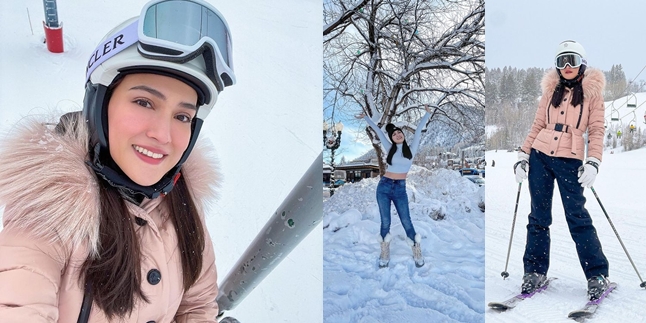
[141,0,230,66]
[555,54,582,69]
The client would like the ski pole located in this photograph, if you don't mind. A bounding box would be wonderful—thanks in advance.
[590,186,646,288]
[501,182,522,279]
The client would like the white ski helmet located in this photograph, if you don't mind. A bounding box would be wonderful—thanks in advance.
[555,40,587,63]
[83,0,235,200]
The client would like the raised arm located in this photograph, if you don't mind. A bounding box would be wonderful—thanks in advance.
[409,107,432,155]
[361,114,392,151]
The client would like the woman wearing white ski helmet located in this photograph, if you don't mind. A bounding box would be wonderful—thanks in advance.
[84,0,235,201]
[513,40,611,301]
[0,0,234,322]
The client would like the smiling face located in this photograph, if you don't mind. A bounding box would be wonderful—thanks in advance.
[107,73,197,186]
[560,65,580,80]
[391,129,405,144]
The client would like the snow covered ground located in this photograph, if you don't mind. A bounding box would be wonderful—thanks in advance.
[0,0,321,322]
[323,165,485,322]
[485,149,646,322]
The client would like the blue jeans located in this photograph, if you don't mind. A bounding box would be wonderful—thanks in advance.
[524,149,609,279]
[376,177,417,241]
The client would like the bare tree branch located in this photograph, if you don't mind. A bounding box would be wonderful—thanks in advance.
[324,0,484,171]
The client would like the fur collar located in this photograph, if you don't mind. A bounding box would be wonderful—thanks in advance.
[0,116,219,256]
[541,67,606,99]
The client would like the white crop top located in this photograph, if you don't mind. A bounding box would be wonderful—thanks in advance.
[364,112,431,173]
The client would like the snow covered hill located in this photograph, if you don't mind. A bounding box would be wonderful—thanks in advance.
[323,166,485,322]
[485,149,646,322]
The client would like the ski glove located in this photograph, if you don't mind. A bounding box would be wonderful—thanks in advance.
[578,157,600,188]
[513,151,530,183]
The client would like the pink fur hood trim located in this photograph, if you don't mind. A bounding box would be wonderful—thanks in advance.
[0,116,219,257]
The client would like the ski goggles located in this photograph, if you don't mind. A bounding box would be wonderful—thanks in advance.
[138,0,235,91]
[555,53,584,69]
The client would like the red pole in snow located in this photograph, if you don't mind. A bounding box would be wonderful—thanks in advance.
[43,0,63,53]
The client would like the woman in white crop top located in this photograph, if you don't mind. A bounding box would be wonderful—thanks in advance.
[357,105,432,268]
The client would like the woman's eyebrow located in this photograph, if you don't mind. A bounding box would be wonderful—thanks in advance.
[179,102,197,111]
[130,85,197,110]
[130,85,165,100]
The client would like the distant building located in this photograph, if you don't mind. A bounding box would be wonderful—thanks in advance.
[323,164,346,185]
[334,159,380,183]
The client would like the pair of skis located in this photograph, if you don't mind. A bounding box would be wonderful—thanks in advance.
[487,277,617,321]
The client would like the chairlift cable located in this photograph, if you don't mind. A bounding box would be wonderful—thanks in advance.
[607,64,646,125]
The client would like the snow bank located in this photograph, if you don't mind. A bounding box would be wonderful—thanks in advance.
[324,165,485,322]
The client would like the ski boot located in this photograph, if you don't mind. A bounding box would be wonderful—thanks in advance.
[408,234,424,267]
[587,275,610,300]
[378,233,391,268]
[521,272,547,294]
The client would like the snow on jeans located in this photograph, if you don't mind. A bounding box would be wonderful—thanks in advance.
[524,149,609,279]
[376,177,417,241]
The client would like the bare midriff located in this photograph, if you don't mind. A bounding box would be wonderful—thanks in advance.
[384,171,407,180]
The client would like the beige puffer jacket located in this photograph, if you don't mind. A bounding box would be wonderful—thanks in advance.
[521,68,606,161]
[0,117,220,322]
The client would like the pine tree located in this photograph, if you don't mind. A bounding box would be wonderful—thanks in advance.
[499,67,518,103]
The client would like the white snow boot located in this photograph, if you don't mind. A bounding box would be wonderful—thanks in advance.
[407,234,424,267]
[379,233,391,268]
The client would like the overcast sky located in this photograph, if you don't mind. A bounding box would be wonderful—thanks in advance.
[486,0,646,80]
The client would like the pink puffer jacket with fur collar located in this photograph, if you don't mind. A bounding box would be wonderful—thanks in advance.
[521,68,606,161]
[0,116,220,323]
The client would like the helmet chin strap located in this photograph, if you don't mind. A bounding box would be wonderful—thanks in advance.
[87,143,178,205]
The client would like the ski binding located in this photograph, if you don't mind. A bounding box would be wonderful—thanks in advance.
[488,277,557,311]
[567,282,617,320]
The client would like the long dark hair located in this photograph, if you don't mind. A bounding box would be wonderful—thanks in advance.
[385,124,412,165]
[80,173,204,319]
[550,64,586,108]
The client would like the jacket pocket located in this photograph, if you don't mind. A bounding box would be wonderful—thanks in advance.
[533,129,552,147]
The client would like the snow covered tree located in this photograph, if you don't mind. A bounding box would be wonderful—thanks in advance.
[499,67,518,104]
[324,0,484,173]
[605,64,628,100]
[520,68,541,103]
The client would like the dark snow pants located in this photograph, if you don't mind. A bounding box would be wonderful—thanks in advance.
[523,149,609,279]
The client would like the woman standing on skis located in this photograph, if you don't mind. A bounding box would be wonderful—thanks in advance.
[357,105,432,268]
[514,40,611,300]
[0,0,234,321]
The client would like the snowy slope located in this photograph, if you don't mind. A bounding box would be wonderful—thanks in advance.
[485,150,646,322]
[0,0,321,322]
[323,166,485,322]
